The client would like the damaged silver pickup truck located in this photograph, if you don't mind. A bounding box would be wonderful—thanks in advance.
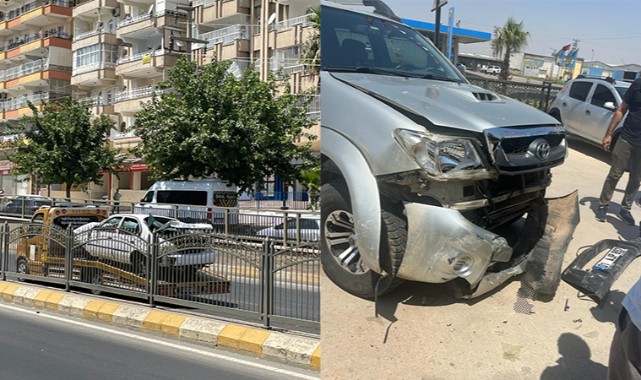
[320,0,579,299]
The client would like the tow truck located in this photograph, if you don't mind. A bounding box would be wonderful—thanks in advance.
[15,206,230,297]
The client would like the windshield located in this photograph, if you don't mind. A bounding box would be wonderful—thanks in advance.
[321,5,465,82]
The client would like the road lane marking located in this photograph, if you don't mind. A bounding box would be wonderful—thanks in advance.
[0,303,319,380]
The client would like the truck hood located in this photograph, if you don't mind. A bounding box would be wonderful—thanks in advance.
[331,72,558,132]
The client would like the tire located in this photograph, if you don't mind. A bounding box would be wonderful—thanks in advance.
[16,257,29,282]
[321,180,405,299]
[81,268,103,295]
[132,252,148,278]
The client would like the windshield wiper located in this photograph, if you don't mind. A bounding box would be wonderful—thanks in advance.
[326,66,410,77]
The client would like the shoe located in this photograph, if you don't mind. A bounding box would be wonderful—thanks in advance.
[619,208,635,226]
[596,206,607,222]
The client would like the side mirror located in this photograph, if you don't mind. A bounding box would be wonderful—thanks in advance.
[604,101,616,111]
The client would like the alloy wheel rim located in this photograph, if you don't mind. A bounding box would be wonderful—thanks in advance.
[324,210,369,274]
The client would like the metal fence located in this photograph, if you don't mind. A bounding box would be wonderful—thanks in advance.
[467,76,563,112]
[0,221,320,332]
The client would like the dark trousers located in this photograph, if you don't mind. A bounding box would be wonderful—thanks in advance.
[599,138,641,210]
[608,307,641,380]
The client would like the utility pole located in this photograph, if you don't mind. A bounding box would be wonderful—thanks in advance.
[431,0,448,51]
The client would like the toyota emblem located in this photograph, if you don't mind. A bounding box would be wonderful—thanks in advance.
[531,139,551,161]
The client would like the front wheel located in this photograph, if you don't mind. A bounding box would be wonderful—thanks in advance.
[16,257,29,281]
[321,180,405,299]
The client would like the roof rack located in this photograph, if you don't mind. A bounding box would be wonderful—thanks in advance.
[576,74,616,84]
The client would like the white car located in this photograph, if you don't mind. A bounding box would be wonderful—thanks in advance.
[257,216,320,241]
[485,65,501,75]
[74,214,215,275]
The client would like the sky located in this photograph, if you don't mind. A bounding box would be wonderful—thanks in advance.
[383,0,641,66]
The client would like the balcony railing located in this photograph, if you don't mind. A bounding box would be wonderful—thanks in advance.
[2,93,50,111]
[274,14,313,32]
[306,94,320,120]
[116,86,165,102]
[199,25,249,48]
[78,94,115,106]
[2,0,72,22]
[117,49,168,65]
[72,61,116,76]
[117,10,186,28]
[1,60,72,81]
[1,32,71,52]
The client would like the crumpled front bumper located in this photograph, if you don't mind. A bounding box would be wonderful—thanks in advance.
[397,191,579,298]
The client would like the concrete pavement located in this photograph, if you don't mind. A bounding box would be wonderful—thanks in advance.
[0,281,320,371]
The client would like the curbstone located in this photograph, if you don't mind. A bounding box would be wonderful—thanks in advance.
[179,317,226,346]
[112,304,151,329]
[142,310,187,338]
[57,294,92,316]
[286,338,320,367]
[238,328,271,356]
[0,281,321,371]
[12,285,39,305]
[263,333,297,363]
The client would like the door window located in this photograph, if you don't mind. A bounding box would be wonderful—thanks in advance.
[569,81,593,102]
[590,84,616,108]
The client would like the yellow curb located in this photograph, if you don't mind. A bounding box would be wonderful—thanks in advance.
[0,282,10,293]
[84,300,120,320]
[44,292,66,310]
[0,283,20,300]
[160,313,187,338]
[238,328,271,356]
[226,267,260,278]
[97,302,122,322]
[217,325,247,350]
[143,310,186,337]
[311,345,321,370]
[34,290,63,309]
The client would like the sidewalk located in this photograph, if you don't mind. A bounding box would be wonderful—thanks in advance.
[0,281,320,371]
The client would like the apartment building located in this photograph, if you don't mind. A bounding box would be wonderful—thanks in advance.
[0,0,318,200]
[0,0,73,194]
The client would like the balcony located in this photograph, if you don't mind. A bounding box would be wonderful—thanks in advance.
[3,0,73,32]
[115,49,179,78]
[114,85,165,114]
[274,14,315,48]
[74,0,118,18]
[72,29,118,50]
[195,0,250,26]
[117,10,186,40]
[78,94,116,116]
[111,129,140,150]
[71,62,117,87]
[1,33,72,64]
[3,61,72,92]
[2,92,51,120]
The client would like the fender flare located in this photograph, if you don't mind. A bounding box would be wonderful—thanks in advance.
[322,127,382,274]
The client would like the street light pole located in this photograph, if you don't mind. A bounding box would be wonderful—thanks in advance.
[431,0,448,51]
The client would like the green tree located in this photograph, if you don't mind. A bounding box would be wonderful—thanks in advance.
[299,165,320,211]
[298,6,320,77]
[8,97,122,199]
[492,18,529,81]
[131,56,316,194]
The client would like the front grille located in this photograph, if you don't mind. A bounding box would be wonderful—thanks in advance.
[484,125,566,175]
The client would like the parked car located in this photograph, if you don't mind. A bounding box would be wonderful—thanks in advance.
[74,214,216,276]
[483,65,501,75]
[257,215,320,241]
[0,195,53,216]
[548,75,631,148]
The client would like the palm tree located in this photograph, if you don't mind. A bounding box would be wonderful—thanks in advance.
[491,18,529,81]
[298,7,320,78]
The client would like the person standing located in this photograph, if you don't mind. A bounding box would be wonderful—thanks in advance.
[596,77,641,225]
[113,189,121,213]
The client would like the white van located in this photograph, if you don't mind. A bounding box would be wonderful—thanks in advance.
[134,179,239,224]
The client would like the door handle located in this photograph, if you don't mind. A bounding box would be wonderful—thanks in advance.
[562,102,567,107]
[585,110,591,115]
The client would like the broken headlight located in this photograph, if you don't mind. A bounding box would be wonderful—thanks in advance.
[394,129,491,180]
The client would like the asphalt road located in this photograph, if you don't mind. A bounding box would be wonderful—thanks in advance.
[0,302,318,380]
[321,138,637,379]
